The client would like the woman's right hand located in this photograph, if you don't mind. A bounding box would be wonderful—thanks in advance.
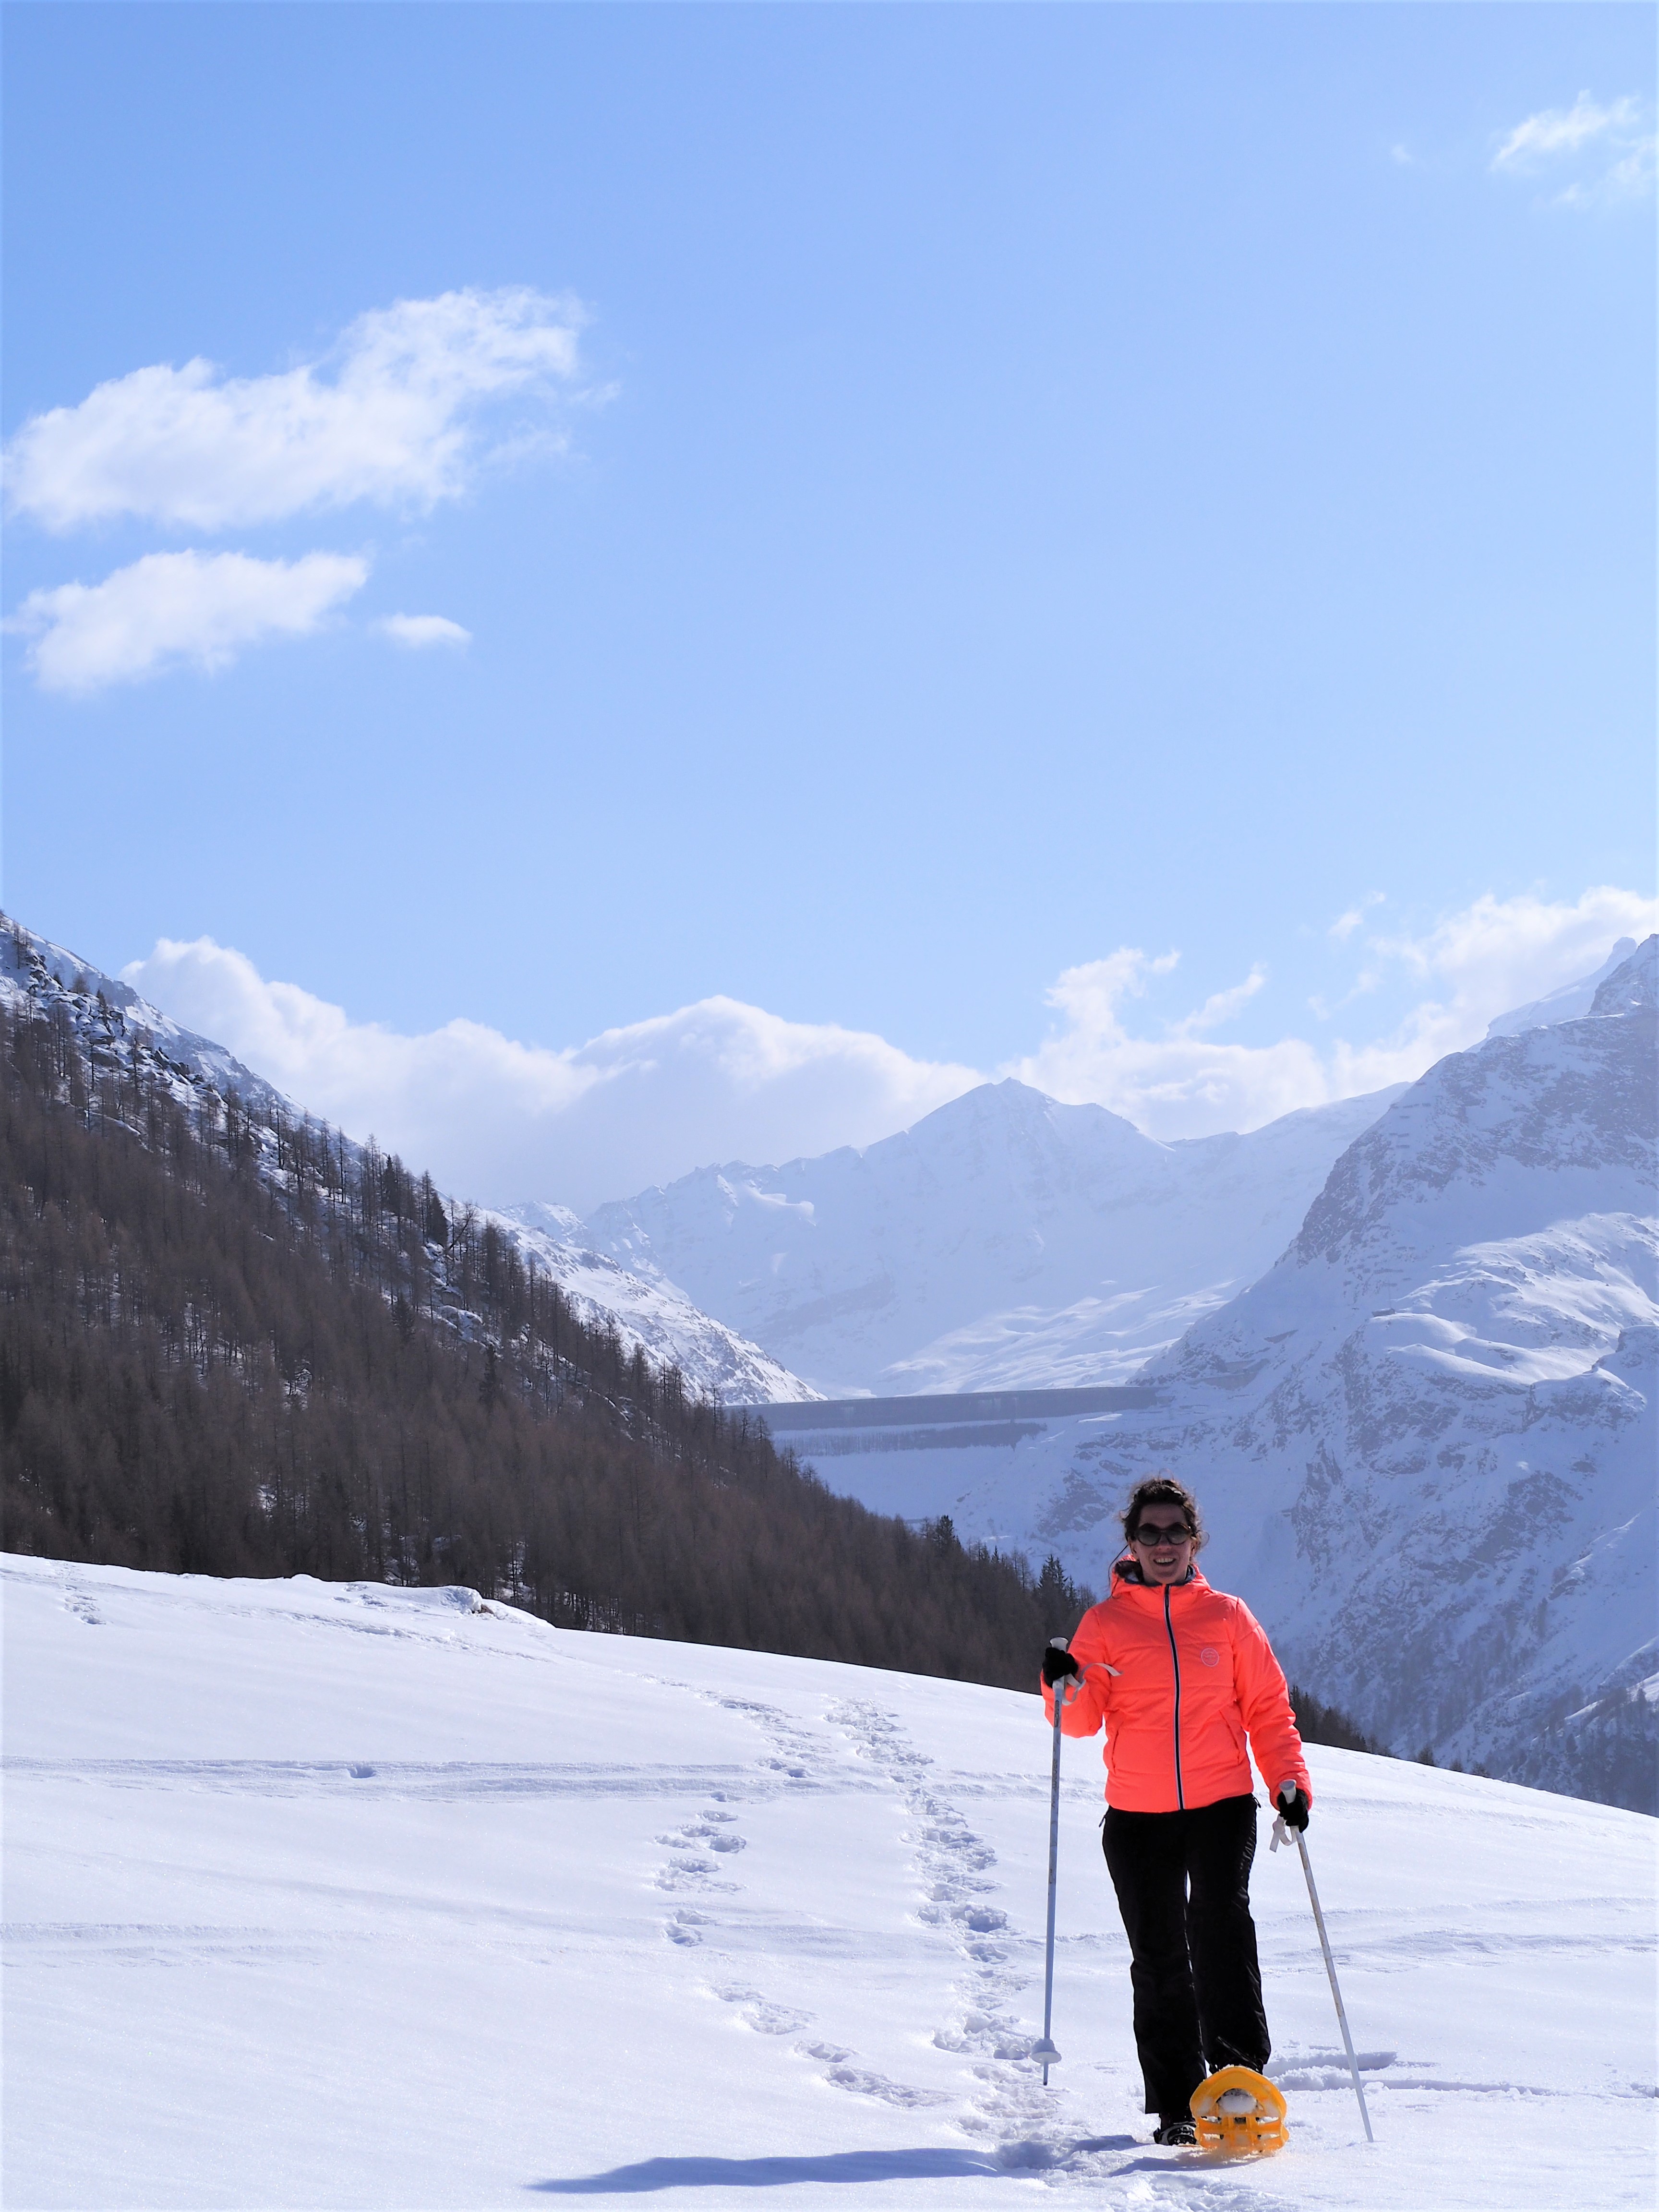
[1042,1644,1081,1688]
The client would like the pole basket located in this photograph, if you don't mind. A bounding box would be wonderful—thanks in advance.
[1189,2067,1289,2156]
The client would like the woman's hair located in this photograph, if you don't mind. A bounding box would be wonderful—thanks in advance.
[1119,1474,1206,1552]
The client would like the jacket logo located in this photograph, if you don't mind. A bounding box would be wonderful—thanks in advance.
[1199,1647,1221,1667]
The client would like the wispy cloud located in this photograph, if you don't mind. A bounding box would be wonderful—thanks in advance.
[1329,893,1384,942]
[3,287,588,533]
[1494,91,1637,168]
[1361,886,1656,1017]
[7,549,368,693]
[1491,91,1655,206]
[1008,952,1324,1137]
[379,613,471,650]
[1008,887,1659,1139]
[1168,965,1266,1039]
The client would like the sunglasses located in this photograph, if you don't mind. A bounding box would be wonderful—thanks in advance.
[1132,1521,1193,1545]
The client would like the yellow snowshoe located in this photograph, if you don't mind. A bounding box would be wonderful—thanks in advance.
[1189,2066,1288,2155]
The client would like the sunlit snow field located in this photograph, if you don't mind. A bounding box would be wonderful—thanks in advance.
[3,1555,1654,2211]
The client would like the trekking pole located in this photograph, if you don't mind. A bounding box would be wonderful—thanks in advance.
[1273,1801,1373,2142]
[1031,1637,1068,2085]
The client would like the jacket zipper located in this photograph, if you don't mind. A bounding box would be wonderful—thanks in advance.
[1164,1585,1184,1809]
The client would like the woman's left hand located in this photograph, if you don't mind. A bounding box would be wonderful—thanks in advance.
[1276,1784,1310,1831]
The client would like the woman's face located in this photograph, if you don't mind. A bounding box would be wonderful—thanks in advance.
[1130,1511,1195,1586]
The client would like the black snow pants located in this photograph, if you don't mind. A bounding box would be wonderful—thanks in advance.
[1101,1793,1269,2119]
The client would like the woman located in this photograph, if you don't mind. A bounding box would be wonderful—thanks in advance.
[1041,1474,1310,2148]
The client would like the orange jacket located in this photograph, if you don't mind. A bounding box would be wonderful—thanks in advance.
[1041,1558,1310,1815]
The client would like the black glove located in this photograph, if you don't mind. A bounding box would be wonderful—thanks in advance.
[1276,1785,1310,1831]
[1042,1645,1081,1688]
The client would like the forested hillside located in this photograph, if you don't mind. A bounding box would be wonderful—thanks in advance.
[0,989,1091,1687]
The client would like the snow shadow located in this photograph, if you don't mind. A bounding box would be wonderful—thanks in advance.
[533,2147,1004,2192]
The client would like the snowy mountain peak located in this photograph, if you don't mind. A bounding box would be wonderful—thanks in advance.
[580,1072,1407,1395]
[907,1076,1156,1156]
[1290,998,1656,1283]
[1484,935,1638,1037]
[1589,932,1657,1018]
[508,1197,590,1242]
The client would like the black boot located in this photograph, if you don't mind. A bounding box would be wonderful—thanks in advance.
[1153,2116,1196,2147]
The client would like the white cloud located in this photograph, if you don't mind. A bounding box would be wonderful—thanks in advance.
[1009,887,1659,1139]
[1329,893,1384,941]
[1030,949,1179,1039]
[4,287,586,533]
[379,613,471,650]
[1357,884,1659,1046]
[1563,137,1658,207]
[120,938,981,1215]
[1491,91,1655,204]
[121,888,1658,1210]
[1493,92,1636,169]
[1169,965,1266,1039]
[1008,952,1328,1138]
[7,549,368,694]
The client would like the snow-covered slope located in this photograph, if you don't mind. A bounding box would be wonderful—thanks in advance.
[900,939,1658,1805]
[5,1554,1653,2212]
[0,916,814,1405]
[489,1205,818,1403]
[577,1081,1405,1395]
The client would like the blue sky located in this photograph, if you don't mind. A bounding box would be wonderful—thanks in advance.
[4,4,1655,1205]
